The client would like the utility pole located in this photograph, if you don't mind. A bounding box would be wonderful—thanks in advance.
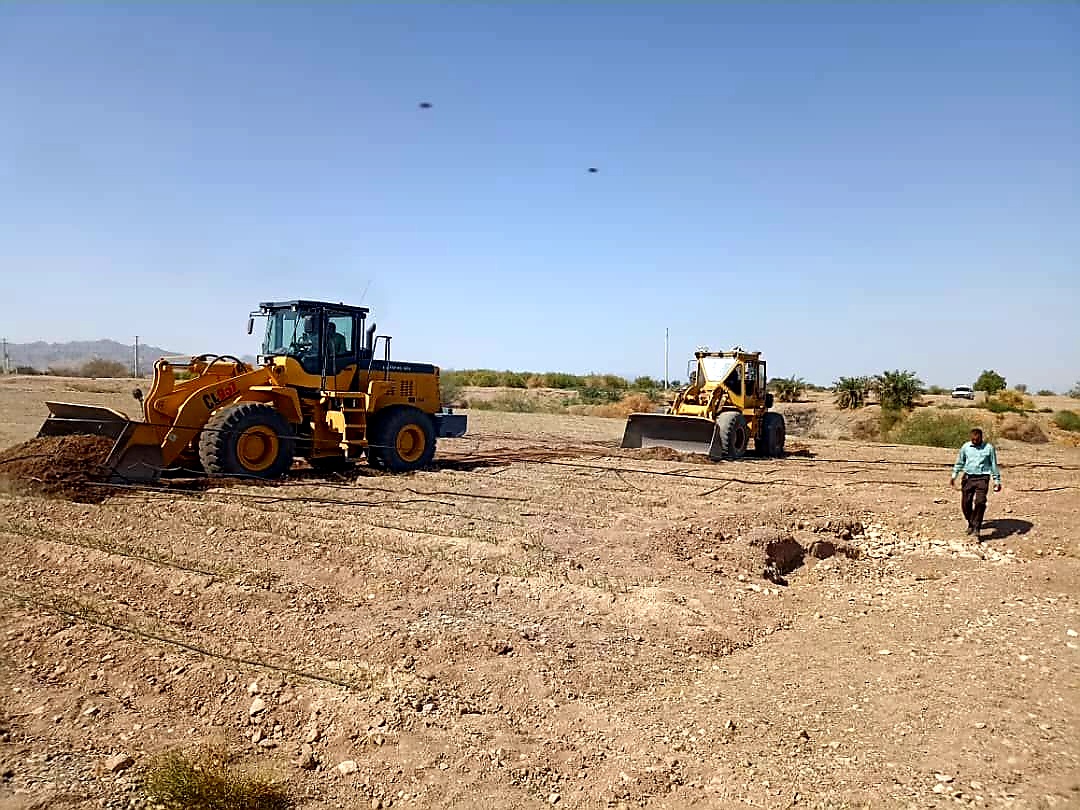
[133,335,139,378]
[664,328,669,392]
[1,338,9,375]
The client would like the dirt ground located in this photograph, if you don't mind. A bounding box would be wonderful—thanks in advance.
[1,376,1079,809]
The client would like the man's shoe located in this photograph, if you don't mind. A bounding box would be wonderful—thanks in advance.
[966,525,976,535]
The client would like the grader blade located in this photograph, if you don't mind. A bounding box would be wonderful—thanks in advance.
[37,402,162,483]
[621,413,722,460]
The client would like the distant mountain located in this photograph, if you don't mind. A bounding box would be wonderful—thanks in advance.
[4,339,181,376]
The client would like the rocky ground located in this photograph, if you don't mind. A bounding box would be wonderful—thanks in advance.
[0,378,1078,809]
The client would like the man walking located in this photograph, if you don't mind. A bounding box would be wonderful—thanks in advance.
[950,428,1002,537]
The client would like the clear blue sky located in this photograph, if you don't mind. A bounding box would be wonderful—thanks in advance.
[2,4,1078,390]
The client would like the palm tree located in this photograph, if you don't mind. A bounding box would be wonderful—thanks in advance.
[834,376,869,410]
[873,370,924,410]
[771,376,806,403]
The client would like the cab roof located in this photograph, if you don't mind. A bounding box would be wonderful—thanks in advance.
[259,300,370,316]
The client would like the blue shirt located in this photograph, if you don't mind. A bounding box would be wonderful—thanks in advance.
[952,441,1001,484]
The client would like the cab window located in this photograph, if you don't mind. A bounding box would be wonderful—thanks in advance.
[327,314,354,356]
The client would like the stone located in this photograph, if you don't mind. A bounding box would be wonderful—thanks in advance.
[249,697,266,716]
[337,759,358,775]
[491,641,513,655]
[548,793,560,805]
[105,754,134,773]
[304,725,320,744]
[1067,629,1078,638]
[247,681,260,695]
[296,744,316,770]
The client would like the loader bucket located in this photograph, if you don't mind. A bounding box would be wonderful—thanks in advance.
[37,402,162,483]
[621,413,722,460]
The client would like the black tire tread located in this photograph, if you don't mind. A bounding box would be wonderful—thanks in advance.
[715,411,750,460]
[368,407,436,472]
[198,402,294,478]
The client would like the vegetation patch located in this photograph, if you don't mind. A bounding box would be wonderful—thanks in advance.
[144,746,291,810]
[1053,410,1080,432]
[890,411,992,449]
[998,414,1048,444]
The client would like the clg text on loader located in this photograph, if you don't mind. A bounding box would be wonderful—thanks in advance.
[38,300,466,482]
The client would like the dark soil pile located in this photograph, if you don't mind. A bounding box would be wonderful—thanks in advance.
[626,446,713,464]
[0,435,115,502]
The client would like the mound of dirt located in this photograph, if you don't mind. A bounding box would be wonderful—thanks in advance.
[0,435,115,502]
[625,447,713,464]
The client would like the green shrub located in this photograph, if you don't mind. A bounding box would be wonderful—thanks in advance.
[467,393,541,413]
[771,376,806,403]
[974,370,1007,395]
[981,389,1034,414]
[834,376,870,410]
[926,385,948,396]
[1014,383,1027,393]
[892,411,992,448]
[539,372,583,389]
[1053,410,1080,432]
[1036,389,1056,397]
[145,746,291,810]
[577,387,623,404]
[873,370,924,410]
[631,375,662,391]
[1069,382,1080,399]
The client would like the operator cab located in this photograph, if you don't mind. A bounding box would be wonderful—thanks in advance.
[689,349,766,401]
[251,300,375,377]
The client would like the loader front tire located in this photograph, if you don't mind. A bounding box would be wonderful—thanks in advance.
[199,403,294,479]
[755,411,786,457]
[369,408,436,472]
[714,412,750,459]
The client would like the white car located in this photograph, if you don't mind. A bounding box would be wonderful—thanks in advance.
[951,385,975,400]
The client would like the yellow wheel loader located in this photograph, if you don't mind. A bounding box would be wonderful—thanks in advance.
[621,347,785,460]
[37,300,467,482]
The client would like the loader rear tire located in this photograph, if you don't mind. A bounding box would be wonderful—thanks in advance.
[369,408,436,472]
[714,412,750,459]
[755,411,786,457]
[199,403,294,479]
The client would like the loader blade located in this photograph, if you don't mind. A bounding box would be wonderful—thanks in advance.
[37,402,162,483]
[621,413,722,460]
[38,402,131,440]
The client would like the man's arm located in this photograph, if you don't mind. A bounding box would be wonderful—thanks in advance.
[989,445,1001,487]
[951,445,966,480]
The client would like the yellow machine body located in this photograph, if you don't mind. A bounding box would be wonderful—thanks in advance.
[38,300,466,481]
[621,347,785,460]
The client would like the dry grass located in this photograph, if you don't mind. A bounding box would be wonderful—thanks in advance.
[998,414,1049,444]
[144,745,291,810]
[569,392,657,419]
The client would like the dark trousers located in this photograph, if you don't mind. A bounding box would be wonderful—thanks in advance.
[961,474,990,529]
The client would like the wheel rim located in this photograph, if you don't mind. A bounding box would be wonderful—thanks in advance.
[237,425,279,472]
[395,424,426,463]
